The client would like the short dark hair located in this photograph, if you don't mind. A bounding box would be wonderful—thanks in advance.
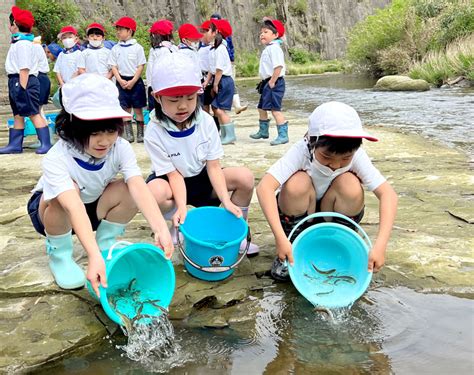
[152,99,198,126]
[308,136,362,155]
[150,33,171,48]
[55,110,124,152]
[9,13,32,33]
[87,28,104,37]
[261,20,277,35]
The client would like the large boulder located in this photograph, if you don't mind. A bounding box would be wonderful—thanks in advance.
[374,75,430,91]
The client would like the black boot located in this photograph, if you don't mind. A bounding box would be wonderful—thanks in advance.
[136,121,145,143]
[124,121,134,143]
[0,128,24,154]
[35,126,52,154]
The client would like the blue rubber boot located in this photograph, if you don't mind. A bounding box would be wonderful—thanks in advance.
[95,219,127,251]
[249,119,270,139]
[46,231,86,289]
[221,122,236,145]
[35,126,52,154]
[270,122,289,146]
[0,128,24,154]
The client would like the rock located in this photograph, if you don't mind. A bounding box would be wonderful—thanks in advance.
[374,75,430,91]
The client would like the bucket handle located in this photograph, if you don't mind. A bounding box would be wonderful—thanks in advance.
[288,212,372,249]
[177,227,251,273]
[106,241,133,260]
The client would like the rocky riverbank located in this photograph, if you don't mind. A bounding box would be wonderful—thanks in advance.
[0,108,472,373]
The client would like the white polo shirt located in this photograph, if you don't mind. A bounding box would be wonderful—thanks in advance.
[267,139,386,200]
[34,43,49,74]
[33,138,142,204]
[144,110,223,178]
[77,47,111,77]
[209,43,232,76]
[5,39,39,76]
[259,41,285,79]
[108,39,146,77]
[53,49,81,82]
[198,44,211,73]
[146,43,177,88]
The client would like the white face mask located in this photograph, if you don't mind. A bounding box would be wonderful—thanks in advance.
[311,156,351,177]
[62,38,75,49]
[89,39,102,48]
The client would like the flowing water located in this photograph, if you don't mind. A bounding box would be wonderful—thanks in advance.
[33,75,474,374]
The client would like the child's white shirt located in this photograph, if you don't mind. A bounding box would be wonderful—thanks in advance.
[267,139,386,200]
[144,110,223,178]
[77,47,111,77]
[53,49,81,82]
[259,41,285,79]
[34,43,49,73]
[33,138,142,204]
[107,40,146,77]
[146,43,177,88]
[5,39,39,75]
[209,43,232,76]
[198,44,211,73]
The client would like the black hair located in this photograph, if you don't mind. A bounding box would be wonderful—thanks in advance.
[261,20,278,35]
[152,98,198,126]
[213,32,223,49]
[307,135,362,160]
[87,28,104,37]
[9,13,32,33]
[55,110,124,152]
[150,33,171,48]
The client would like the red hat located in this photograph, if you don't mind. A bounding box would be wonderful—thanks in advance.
[178,24,203,40]
[263,17,285,37]
[212,19,232,38]
[200,20,212,31]
[11,6,35,30]
[150,19,174,35]
[58,26,78,38]
[114,17,137,32]
[86,22,105,34]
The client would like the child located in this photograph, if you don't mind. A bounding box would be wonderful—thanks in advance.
[0,6,52,155]
[77,23,112,78]
[177,23,202,60]
[144,53,259,255]
[256,101,398,280]
[146,19,177,112]
[27,73,173,295]
[198,20,214,114]
[45,43,62,62]
[203,19,235,144]
[250,18,289,146]
[108,16,147,143]
[53,26,81,86]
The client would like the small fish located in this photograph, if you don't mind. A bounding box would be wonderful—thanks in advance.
[316,288,334,296]
[333,275,356,285]
[312,263,336,275]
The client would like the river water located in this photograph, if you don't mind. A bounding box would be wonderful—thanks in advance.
[33,75,474,374]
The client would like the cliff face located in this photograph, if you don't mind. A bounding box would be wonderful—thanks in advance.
[73,0,390,59]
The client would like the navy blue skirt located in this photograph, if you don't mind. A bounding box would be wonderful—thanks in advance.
[38,72,51,106]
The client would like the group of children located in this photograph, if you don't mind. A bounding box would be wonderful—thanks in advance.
[4,6,398,296]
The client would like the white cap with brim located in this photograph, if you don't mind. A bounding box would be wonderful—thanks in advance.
[61,73,132,120]
[308,101,378,142]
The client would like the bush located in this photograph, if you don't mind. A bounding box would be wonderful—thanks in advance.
[432,2,474,48]
[235,51,260,77]
[288,48,320,64]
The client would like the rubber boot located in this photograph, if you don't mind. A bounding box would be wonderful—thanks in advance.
[136,120,145,143]
[220,122,236,145]
[233,94,248,115]
[46,231,86,289]
[95,219,127,251]
[249,119,270,139]
[239,207,260,256]
[35,126,53,154]
[124,121,134,143]
[270,122,289,146]
[0,128,24,154]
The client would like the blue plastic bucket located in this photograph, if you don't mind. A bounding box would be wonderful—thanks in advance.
[87,241,175,326]
[7,113,57,136]
[178,206,250,281]
[288,212,373,309]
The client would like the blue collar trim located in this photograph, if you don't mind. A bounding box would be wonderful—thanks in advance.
[73,157,105,171]
[166,125,196,138]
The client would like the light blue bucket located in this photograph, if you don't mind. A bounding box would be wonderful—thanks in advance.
[87,241,175,326]
[7,113,57,136]
[178,207,250,281]
[288,212,373,309]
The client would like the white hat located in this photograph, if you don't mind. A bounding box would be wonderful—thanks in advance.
[151,53,202,96]
[61,73,131,120]
[308,101,378,141]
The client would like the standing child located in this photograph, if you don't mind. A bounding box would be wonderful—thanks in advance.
[1,6,52,155]
[144,53,259,255]
[77,23,112,79]
[108,17,147,143]
[256,101,398,280]
[203,19,235,144]
[53,26,81,86]
[198,20,214,114]
[146,19,177,112]
[250,18,289,146]
[27,73,173,295]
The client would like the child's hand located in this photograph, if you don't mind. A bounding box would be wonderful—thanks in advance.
[87,252,107,297]
[154,229,174,259]
[213,83,219,94]
[223,201,242,218]
[119,78,128,89]
[368,244,386,272]
[126,79,136,90]
[268,80,275,89]
[172,206,187,228]
[276,236,294,265]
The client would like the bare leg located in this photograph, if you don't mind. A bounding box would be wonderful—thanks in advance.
[258,109,269,121]
[214,107,231,125]
[134,107,144,122]
[147,178,175,215]
[96,179,138,223]
[271,110,286,125]
[278,171,316,216]
[320,172,364,216]
[215,166,255,206]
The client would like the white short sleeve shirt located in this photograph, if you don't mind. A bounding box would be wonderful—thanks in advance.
[259,41,285,79]
[107,41,146,77]
[53,50,81,82]
[5,40,39,76]
[198,44,211,73]
[209,43,232,76]
[34,43,49,73]
[77,47,111,77]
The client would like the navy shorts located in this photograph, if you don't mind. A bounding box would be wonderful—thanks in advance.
[146,167,221,208]
[117,76,147,109]
[257,77,285,111]
[37,72,51,106]
[211,75,234,111]
[8,74,40,117]
[27,191,101,237]
[147,86,155,111]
